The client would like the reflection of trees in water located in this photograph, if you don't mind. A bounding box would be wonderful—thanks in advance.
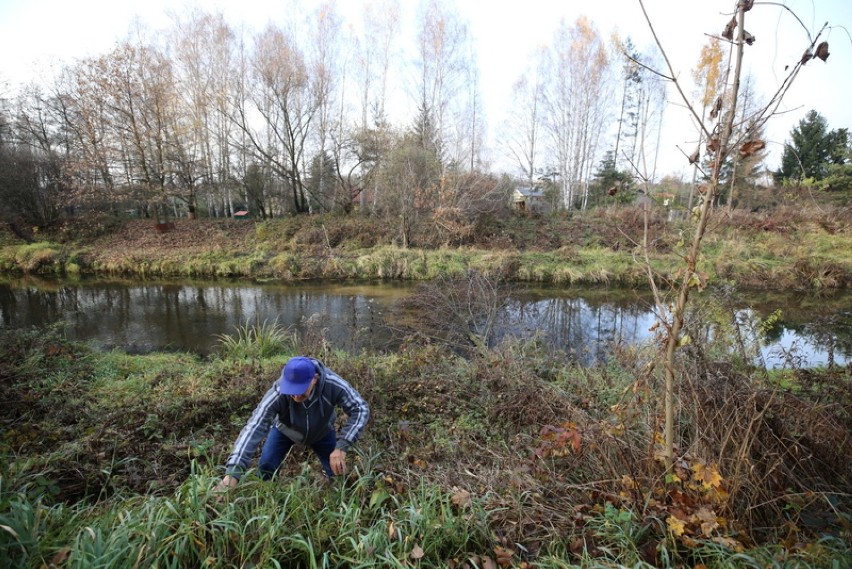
[501,296,657,364]
[4,281,431,354]
[0,279,848,365]
[777,314,852,366]
[742,292,851,350]
[0,284,17,325]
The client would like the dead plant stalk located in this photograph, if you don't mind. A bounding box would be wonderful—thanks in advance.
[639,1,748,467]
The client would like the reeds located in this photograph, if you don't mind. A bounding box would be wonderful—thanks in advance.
[215,320,297,360]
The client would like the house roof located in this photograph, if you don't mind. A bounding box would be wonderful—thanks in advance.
[514,186,545,198]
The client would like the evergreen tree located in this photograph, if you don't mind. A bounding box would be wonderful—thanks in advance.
[305,151,338,212]
[776,110,848,182]
[590,151,633,207]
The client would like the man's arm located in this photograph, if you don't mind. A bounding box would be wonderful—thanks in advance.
[223,385,280,480]
[325,372,370,451]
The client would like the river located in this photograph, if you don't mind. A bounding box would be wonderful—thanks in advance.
[0,277,848,369]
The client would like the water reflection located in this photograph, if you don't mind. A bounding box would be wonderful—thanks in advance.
[0,277,848,368]
[501,291,658,362]
[0,278,404,354]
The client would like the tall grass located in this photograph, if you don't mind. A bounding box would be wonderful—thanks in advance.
[215,320,296,359]
[0,459,497,569]
[4,465,847,569]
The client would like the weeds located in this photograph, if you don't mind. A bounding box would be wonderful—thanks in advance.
[215,319,297,360]
[1,319,850,567]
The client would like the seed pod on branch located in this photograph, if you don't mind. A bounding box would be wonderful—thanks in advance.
[743,30,755,45]
[738,0,754,11]
[710,97,723,120]
[801,48,813,65]
[722,17,737,40]
[706,134,721,154]
[815,41,830,62]
[688,147,700,165]
[739,139,765,158]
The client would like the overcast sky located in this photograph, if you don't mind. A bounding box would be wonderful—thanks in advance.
[1,0,850,179]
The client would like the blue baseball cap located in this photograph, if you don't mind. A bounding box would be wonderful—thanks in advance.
[278,357,317,395]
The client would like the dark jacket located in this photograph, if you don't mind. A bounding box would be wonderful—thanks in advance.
[225,358,369,478]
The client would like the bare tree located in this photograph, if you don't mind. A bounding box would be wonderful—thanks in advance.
[235,24,320,215]
[305,1,344,212]
[353,0,400,130]
[501,55,546,185]
[1,86,67,227]
[169,9,239,218]
[637,0,833,466]
[398,270,511,355]
[100,41,181,221]
[413,0,475,169]
[624,47,667,184]
[541,17,615,210]
[52,61,119,207]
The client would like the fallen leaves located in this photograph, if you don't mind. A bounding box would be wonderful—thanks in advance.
[667,515,687,536]
[535,422,583,458]
[691,462,724,490]
[49,547,72,567]
[451,488,472,509]
[410,544,425,560]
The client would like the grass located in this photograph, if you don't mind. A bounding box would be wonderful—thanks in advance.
[2,319,849,568]
[0,464,495,568]
[1,206,851,566]
[1,207,848,289]
[3,468,849,568]
[215,320,298,360]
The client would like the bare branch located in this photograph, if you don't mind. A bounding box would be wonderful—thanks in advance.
[637,0,713,140]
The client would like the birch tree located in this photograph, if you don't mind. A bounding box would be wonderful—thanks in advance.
[354,0,400,129]
[501,69,545,185]
[413,0,474,168]
[305,1,343,212]
[169,10,239,217]
[542,17,615,210]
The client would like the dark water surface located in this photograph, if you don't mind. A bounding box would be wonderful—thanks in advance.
[0,277,848,368]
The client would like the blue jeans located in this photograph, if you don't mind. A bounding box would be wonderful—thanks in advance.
[258,426,337,478]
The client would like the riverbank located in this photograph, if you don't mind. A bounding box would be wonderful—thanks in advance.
[1,324,849,568]
[1,205,850,289]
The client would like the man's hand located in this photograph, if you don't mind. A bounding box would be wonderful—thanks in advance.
[330,448,347,476]
[214,475,239,494]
